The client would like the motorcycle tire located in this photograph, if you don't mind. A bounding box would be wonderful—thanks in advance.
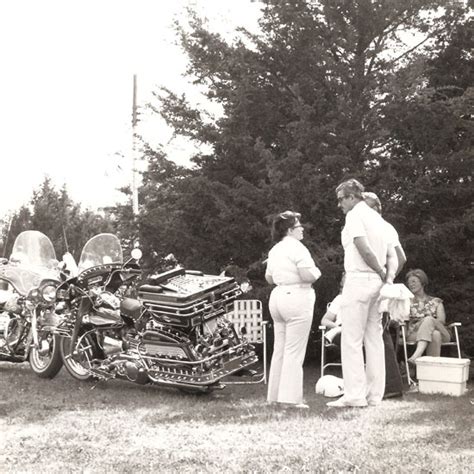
[60,333,97,382]
[29,333,63,379]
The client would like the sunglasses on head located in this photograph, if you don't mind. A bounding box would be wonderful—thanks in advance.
[278,210,301,220]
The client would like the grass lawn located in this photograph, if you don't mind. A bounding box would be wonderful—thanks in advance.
[1,361,473,473]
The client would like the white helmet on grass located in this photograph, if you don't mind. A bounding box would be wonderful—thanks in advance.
[315,375,344,398]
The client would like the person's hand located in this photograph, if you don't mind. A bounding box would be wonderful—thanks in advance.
[378,268,394,284]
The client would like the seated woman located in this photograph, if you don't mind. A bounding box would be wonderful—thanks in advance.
[406,269,451,364]
[320,274,345,345]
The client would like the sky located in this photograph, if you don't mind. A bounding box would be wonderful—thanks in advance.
[0,0,261,218]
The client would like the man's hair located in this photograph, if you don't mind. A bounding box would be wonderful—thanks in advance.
[362,192,382,214]
[271,210,301,242]
[335,179,364,200]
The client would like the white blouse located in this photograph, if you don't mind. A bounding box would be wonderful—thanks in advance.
[266,236,320,285]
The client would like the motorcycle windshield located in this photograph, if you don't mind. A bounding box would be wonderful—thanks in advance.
[78,233,123,274]
[0,230,60,295]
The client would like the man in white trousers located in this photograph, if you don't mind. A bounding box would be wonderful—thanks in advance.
[327,179,397,408]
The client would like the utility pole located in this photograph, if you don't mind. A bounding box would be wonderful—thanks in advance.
[131,74,139,215]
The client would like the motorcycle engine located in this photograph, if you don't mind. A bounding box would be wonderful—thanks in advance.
[140,316,238,368]
[194,317,237,359]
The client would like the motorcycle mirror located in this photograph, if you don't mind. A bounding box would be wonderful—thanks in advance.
[131,248,142,261]
[62,252,78,278]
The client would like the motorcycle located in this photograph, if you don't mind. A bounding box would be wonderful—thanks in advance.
[57,233,259,392]
[0,230,63,378]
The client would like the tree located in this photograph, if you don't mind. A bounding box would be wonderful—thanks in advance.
[140,0,473,353]
[2,177,116,261]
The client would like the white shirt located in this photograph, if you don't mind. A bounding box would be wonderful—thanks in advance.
[341,201,390,273]
[385,220,400,247]
[266,236,321,285]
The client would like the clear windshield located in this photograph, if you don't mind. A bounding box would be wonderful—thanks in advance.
[78,233,123,274]
[0,230,59,295]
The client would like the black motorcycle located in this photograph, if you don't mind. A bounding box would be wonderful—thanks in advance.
[56,233,258,392]
[0,231,63,378]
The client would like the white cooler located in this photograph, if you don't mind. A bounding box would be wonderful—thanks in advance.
[415,356,470,396]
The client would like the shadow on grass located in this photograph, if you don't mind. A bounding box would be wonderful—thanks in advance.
[0,361,366,426]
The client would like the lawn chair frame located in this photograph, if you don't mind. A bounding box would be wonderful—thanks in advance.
[319,325,342,377]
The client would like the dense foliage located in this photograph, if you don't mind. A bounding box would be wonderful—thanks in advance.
[134,1,473,355]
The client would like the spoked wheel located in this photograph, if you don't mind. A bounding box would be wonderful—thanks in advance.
[29,332,63,379]
[60,332,97,381]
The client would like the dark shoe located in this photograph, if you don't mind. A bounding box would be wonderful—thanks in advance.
[383,391,403,399]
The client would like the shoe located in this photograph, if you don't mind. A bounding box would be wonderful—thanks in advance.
[294,403,309,409]
[368,400,381,407]
[326,397,367,408]
[272,401,308,409]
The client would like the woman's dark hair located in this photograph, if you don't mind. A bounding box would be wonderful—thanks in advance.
[271,210,301,242]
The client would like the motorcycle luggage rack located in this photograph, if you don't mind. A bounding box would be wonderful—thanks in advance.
[139,288,238,313]
[138,271,240,305]
[140,288,240,329]
[142,303,228,329]
[138,284,240,307]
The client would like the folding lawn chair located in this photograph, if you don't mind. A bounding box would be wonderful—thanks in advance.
[225,299,268,384]
[400,321,462,386]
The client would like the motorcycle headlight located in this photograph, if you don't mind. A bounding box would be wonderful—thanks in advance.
[131,248,142,261]
[41,285,57,303]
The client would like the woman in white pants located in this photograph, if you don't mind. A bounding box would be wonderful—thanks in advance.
[265,210,321,408]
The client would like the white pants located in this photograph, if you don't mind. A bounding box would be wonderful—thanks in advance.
[267,286,315,404]
[340,273,385,405]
